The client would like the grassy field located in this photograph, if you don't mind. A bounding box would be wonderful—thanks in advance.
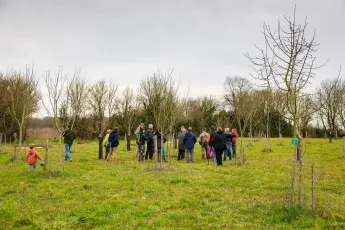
[0,138,344,229]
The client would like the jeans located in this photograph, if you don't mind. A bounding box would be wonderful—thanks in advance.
[65,143,72,160]
[28,164,37,173]
[215,149,223,165]
[232,143,237,157]
[178,149,185,160]
[186,148,194,163]
[224,144,232,160]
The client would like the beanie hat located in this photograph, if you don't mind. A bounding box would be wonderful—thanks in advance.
[148,124,153,129]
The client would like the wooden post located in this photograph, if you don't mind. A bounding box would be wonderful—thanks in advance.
[125,134,127,151]
[311,163,315,210]
[154,135,158,170]
[4,134,6,147]
[44,139,49,171]
[291,145,297,205]
[0,133,2,154]
[342,138,345,158]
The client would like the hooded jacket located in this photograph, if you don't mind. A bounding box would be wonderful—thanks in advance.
[109,131,119,147]
[26,149,42,164]
[183,131,196,149]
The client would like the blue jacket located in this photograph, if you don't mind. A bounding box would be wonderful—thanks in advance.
[139,133,147,146]
[183,131,196,149]
[109,131,119,147]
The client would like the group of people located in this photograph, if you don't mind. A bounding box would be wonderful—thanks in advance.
[177,126,238,166]
[26,124,238,173]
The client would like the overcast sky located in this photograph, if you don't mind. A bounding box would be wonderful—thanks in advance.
[0,0,344,98]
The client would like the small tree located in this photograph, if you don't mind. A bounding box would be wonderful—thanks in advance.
[245,7,324,207]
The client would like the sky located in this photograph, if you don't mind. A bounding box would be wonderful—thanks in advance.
[0,0,344,100]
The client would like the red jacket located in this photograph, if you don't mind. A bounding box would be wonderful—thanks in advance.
[26,149,42,164]
[232,131,238,144]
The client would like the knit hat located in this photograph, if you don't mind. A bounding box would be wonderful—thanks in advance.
[148,124,153,129]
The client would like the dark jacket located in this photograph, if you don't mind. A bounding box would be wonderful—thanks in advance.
[145,129,154,144]
[224,131,236,145]
[211,131,226,150]
[63,129,76,145]
[177,132,186,150]
[156,131,167,149]
[109,131,119,147]
[183,131,196,149]
[139,133,147,146]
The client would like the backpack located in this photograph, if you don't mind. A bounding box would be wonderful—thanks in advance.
[207,147,216,159]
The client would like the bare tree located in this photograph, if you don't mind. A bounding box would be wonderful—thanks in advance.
[67,67,88,130]
[245,7,324,207]
[316,68,342,143]
[107,80,119,119]
[224,76,255,164]
[42,66,69,171]
[118,86,138,151]
[89,80,108,159]
[7,66,40,147]
[140,69,179,168]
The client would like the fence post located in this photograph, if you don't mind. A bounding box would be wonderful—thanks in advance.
[311,163,315,210]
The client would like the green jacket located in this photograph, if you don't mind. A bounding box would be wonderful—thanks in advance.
[103,134,110,146]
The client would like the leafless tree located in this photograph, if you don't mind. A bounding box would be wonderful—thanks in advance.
[7,66,40,147]
[42,66,69,171]
[224,76,256,164]
[140,69,179,168]
[89,80,108,159]
[107,80,119,119]
[245,7,324,207]
[118,86,138,151]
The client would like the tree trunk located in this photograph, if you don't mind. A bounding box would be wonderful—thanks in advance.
[127,134,131,151]
[291,145,297,205]
[58,136,64,172]
[329,131,332,143]
[0,133,2,154]
[160,134,164,168]
[98,121,103,159]
[173,132,177,149]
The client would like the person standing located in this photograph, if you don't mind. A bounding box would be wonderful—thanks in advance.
[103,129,112,160]
[210,127,226,166]
[137,127,147,162]
[231,128,238,158]
[145,124,154,160]
[223,128,232,161]
[183,127,196,163]
[62,125,76,162]
[199,128,208,160]
[155,129,167,162]
[177,128,186,160]
[134,123,145,157]
[107,127,119,162]
[207,126,216,163]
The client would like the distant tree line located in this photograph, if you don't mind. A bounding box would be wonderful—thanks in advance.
[1,66,344,144]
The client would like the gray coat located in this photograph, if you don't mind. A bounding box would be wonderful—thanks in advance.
[177,132,186,150]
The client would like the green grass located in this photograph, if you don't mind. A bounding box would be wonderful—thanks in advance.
[0,138,345,229]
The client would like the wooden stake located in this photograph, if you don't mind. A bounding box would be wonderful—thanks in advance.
[291,145,297,205]
[311,163,315,210]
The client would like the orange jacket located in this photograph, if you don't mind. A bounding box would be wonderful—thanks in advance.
[26,149,42,164]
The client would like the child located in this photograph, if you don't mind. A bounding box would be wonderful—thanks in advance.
[26,144,43,173]
[103,129,112,160]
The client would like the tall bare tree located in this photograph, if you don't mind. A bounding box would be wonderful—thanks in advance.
[118,86,138,151]
[245,7,324,207]
[7,66,40,147]
[224,76,255,164]
[107,80,119,119]
[89,80,108,159]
